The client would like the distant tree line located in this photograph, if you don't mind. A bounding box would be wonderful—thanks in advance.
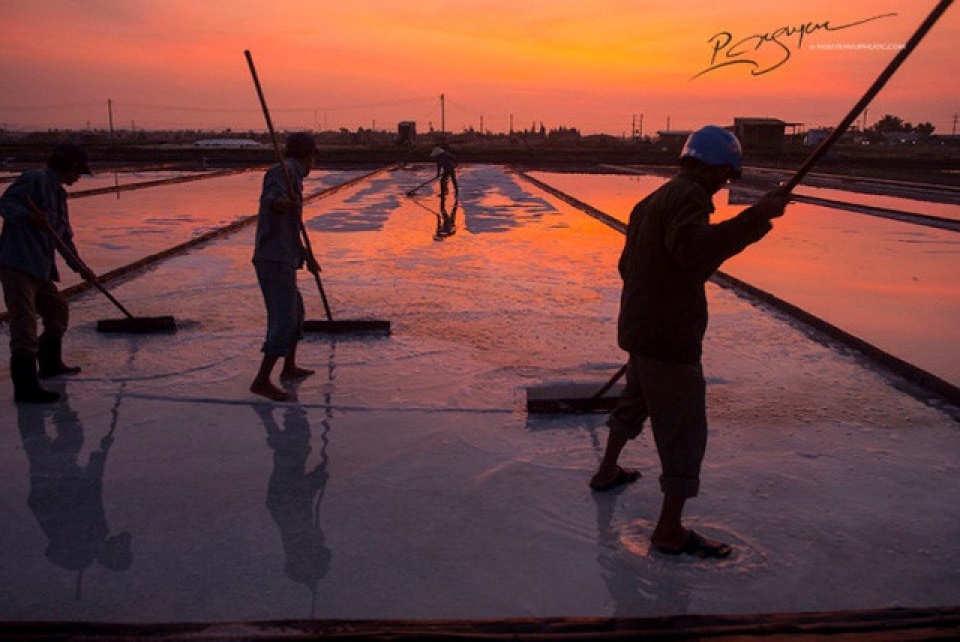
[866,113,936,140]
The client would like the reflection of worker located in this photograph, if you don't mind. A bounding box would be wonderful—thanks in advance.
[590,126,790,559]
[431,145,458,199]
[0,144,95,403]
[17,401,132,580]
[255,404,331,591]
[435,191,458,240]
[250,132,320,402]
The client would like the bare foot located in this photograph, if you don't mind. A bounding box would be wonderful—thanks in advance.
[250,380,295,402]
[280,365,315,381]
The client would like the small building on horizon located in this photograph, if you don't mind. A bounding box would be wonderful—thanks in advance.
[733,117,803,152]
[397,121,417,145]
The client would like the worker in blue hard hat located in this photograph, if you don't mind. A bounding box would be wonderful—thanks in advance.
[589,125,791,560]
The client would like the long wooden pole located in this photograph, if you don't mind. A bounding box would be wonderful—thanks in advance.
[574,0,954,409]
[244,49,334,321]
[781,0,953,192]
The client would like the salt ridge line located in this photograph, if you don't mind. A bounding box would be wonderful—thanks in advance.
[602,163,960,203]
[602,163,960,229]
[70,167,257,198]
[0,165,397,325]
[733,185,960,232]
[513,169,960,413]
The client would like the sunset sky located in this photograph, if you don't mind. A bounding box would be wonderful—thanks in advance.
[1,0,956,136]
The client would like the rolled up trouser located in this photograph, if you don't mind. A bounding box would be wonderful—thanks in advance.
[1,268,69,357]
[606,354,707,499]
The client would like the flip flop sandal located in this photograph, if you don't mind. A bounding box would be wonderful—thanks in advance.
[589,466,641,492]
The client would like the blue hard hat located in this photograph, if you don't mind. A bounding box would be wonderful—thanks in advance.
[680,125,742,174]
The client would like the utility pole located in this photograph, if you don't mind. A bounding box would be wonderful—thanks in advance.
[440,93,445,135]
[107,99,115,140]
[639,113,644,139]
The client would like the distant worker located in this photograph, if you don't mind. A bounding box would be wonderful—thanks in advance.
[589,125,791,559]
[431,145,459,199]
[250,132,320,402]
[0,143,96,403]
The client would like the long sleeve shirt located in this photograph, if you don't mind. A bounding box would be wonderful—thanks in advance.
[0,168,82,282]
[617,175,772,364]
[252,158,308,268]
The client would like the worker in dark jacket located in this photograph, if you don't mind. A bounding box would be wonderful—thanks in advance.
[0,143,95,403]
[589,125,791,559]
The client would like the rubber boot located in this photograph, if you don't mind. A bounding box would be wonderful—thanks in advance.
[37,334,81,379]
[11,354,61,403]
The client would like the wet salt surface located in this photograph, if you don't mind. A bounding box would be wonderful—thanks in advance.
[527,171,960,389]
[60,169,367,282]
[0,165,958,623]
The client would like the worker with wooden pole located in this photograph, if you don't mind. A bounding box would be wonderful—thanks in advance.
[589,126,790,559]
[250,132,321,402]
[0,143,97,403]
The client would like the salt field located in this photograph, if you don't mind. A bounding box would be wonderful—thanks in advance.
[1,164,958,630]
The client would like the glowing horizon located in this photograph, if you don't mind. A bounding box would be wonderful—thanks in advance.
[1,0,956,136]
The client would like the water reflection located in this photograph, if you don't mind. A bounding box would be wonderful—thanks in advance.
[437,191,459,239]
[254,342,337,614]
[17,390,132,600]
[409,191,458,240]
[593,493,692,617]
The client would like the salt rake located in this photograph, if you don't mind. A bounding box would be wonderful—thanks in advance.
[525,0,953,414]
[245,50,390,336]
[28,198,176,334]
[405,175,438,197]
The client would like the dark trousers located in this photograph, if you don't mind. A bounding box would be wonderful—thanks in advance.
[1,268,69,356]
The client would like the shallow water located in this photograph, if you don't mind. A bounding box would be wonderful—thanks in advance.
[0,165,958,623]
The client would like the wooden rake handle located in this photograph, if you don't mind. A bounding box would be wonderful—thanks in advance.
[244,49,334,321]
[26,197,136,320]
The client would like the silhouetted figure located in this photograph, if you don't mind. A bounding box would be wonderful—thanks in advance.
[250,132,320,402]
[591,125,790,559]
[1,143,96,403]
[17,397,132,598]
[431,145,459,200]
[255,404,331,595]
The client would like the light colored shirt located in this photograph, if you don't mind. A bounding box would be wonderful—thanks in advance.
[252,158,308,268]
